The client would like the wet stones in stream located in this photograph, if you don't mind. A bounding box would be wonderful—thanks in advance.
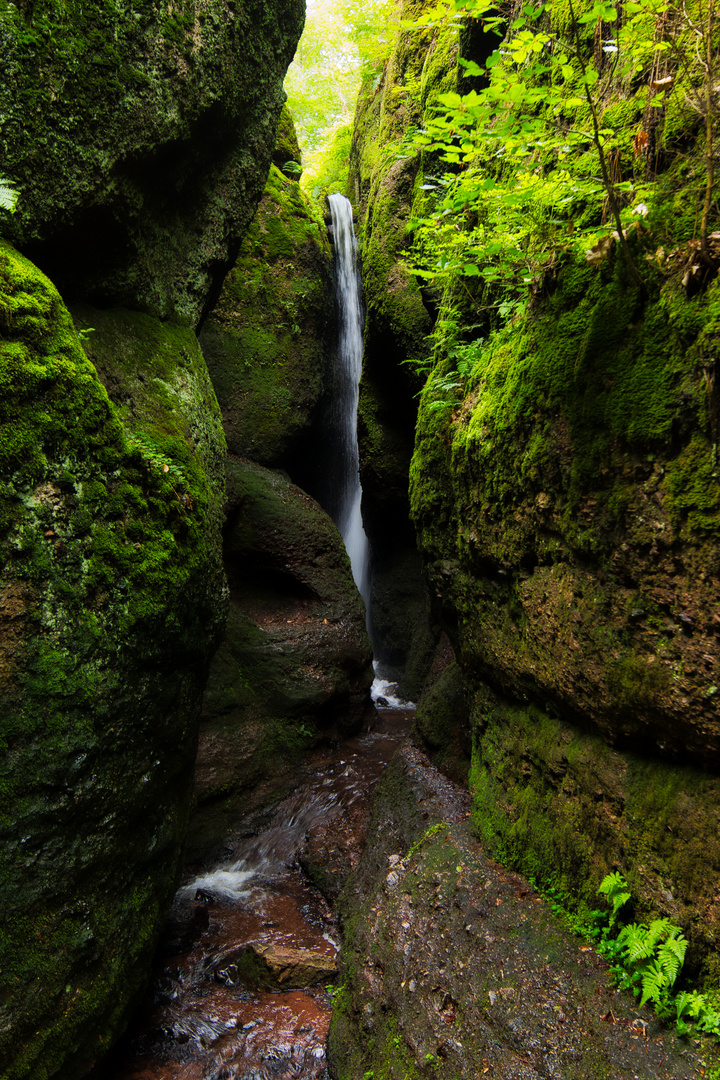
[101,708,413,1080]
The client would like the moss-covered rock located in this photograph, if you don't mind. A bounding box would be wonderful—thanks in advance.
[410,239,720,974]
[188,458,373,860]
[273,104,303,178]
[329,743,709,1079]
[470,683,720,985]
[198,164,333,477]
[412,658,470,783]
[0,0,304,323]
[0,242,226,1078]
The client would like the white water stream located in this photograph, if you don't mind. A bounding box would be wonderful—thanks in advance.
[327,193,371,610]
[328,194,416,709]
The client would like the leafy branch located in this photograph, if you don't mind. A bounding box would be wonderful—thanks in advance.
[401,0,685,320]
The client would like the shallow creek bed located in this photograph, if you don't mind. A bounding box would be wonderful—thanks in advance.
[101,714,713,1080]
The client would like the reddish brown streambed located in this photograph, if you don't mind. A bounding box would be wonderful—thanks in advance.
[102,706,413,1080]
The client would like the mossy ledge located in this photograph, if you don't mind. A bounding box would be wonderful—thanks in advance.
[0,241,227,1079]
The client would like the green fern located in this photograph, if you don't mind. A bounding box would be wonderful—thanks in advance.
[640,958,671,1007]
[596,876,718,1040]
[0,178,19,213]
[617,922,657,964]
[676,990,720,1037]
[597,872,632,924]
[656,931,687,984]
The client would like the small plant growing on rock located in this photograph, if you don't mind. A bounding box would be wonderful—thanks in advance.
[0,177,18,213]
[596,872,720,1039]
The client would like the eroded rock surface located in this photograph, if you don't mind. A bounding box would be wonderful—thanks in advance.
[330,744,708,1080]
[1,0,304,322]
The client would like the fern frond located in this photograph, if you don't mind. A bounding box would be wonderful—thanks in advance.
[644,918,673,950]
[676,990,705,1021]
[0,178,19,213]
[640,959,668,1007]
[657,933,687,988]
[618,923,655,963]
[597,872,632,917]
[697,1004,720,1035]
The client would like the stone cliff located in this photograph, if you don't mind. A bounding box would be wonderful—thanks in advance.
[0,1,305,1074]
[352,0,720,985]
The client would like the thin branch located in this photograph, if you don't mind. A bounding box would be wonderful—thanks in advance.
[567,0,647,295]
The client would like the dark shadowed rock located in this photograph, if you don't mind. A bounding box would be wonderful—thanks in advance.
[1,0,305,323]
[0,243,227,1079]
[188,458,373,859]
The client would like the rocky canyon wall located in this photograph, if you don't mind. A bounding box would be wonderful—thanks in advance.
[353,0,720,984]
[0,1,305,1074]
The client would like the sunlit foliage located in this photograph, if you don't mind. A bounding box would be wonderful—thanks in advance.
[285,0,398,192]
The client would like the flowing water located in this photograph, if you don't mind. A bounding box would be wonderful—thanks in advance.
[102,706,414,1080]
[326,193,371,611]
[100,194,414,1079]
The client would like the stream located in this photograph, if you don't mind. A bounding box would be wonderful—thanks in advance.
[102,193,403,1080]
[103,688,414,1080]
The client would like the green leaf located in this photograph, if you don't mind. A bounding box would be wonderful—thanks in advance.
[0,178,19,213]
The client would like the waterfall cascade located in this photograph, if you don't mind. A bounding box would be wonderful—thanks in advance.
[327,195,413,708]
[327,193,371,612]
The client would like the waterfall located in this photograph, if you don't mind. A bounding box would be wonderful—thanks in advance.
[327,193,371,614]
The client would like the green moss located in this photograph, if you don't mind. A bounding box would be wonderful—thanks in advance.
[1,0,304,321]
[469,689,720,983]
[0,243,226,1078]
[199,164,332,469]
[274,104,303,176]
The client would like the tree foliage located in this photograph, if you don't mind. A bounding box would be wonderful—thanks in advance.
[285,0,398,190]
[400,0,719,364]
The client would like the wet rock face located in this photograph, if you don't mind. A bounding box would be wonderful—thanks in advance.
[1,0,305,323]
[188,458,373,859]
[199,159,334,478]
[0,244,227,1078]
[410,251,720,973]
[329,744,704,1080]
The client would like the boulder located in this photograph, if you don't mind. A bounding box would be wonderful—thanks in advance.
[0,243,227,1078]
[188,458,373,859]
[208,943,337,991]
[0,0,304,323]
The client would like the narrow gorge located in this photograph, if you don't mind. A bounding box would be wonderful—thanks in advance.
[0,0,719,1077]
